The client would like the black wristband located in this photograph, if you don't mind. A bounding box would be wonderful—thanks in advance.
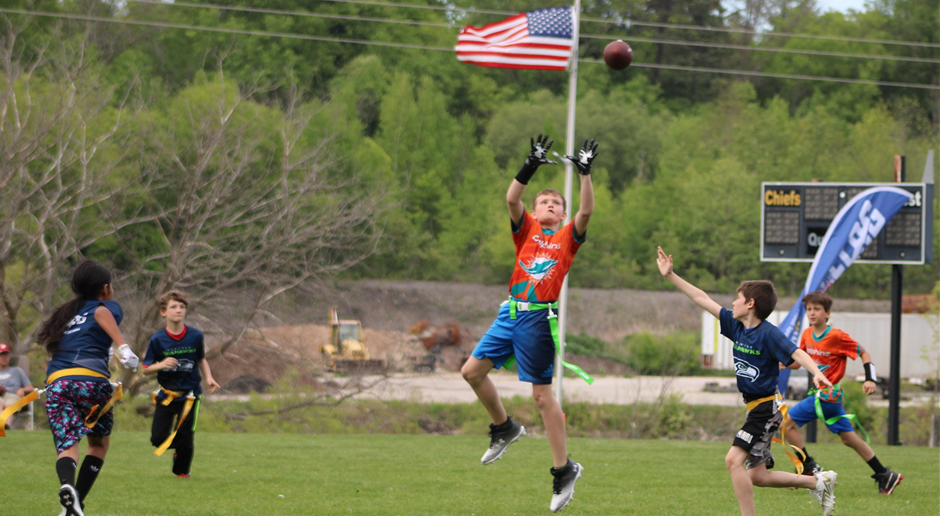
[864,362,876,382]
[515,160,538,185]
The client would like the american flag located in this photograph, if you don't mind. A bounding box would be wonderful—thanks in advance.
[456,7,574,71]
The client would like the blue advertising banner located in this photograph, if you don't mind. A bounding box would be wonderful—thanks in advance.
[777,186,914,395]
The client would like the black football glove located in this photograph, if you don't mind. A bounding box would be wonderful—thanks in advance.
[559,138,599,175]
[515,134,556,185]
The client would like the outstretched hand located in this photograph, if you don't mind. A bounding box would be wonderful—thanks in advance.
[526,134,557,167]
[656,246,674,277]
[558,138,599,175]
[813,372,834,390]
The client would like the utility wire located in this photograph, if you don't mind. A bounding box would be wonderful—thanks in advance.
[580,34,939,64]
[580,59,940,90]
[123,0,940,64]
[2,8,937,90]
[165,0,940,49]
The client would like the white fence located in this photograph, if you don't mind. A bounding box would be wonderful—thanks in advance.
[701,310,939,378]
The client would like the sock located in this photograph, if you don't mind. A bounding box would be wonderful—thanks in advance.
[56,457,77,486]
[801,447,814,464]
[76,456,104,502]
[867,456,887,475]
[492,417,513,431]
[551,460,572,475]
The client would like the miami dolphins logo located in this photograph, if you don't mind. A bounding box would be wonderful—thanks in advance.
[519,257,557,281]
[734,358,760,382]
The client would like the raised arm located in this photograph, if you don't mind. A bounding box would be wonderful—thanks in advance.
[657,246,722,318]
[566,139,598,236]
[508,134,556,225]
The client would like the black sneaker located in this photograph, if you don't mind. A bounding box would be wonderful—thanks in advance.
[480,416,526,465]
[872,468,903,495]
[58,484,85,516]
[550,459,583,512]
[801,457,823,476]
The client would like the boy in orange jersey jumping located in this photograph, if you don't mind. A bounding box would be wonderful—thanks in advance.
[461,135,597,513]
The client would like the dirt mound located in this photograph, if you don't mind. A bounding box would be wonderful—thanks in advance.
[209,279,892,388]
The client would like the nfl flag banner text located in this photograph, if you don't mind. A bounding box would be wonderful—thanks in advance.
[456,7,575,70]
[776,186,913,394]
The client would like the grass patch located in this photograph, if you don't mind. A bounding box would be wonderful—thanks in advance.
[2,432,936,515]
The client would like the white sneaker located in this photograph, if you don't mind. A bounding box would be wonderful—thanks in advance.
[550,460,583,512]
[481,417,526,465]
[809,470,837,516]
[58,484,84,516]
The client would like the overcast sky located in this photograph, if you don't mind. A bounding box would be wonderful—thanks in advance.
[815,0,871,12]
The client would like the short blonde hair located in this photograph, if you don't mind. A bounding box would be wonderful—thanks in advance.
[158,290,190,312]
[533,189,566,212]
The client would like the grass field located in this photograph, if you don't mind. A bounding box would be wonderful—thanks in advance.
[3,431,937,516]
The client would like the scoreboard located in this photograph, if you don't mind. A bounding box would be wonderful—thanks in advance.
[761,182,934,263]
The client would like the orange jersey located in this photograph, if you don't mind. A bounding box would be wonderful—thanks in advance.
[799,326,865,402]
[508,211,583,302]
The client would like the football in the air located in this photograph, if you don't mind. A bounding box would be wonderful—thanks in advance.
[603,40,633,70]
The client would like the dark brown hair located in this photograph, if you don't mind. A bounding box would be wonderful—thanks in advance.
[533,189,566,213]
[37,260,112,354]
[159,290,190,312]
[737,280,777,321]
[802,291,833,312]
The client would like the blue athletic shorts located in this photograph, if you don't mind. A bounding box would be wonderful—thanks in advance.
[472,301,555,384]
[787,396,854,434]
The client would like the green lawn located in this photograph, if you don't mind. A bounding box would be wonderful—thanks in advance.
[3,431,936,515]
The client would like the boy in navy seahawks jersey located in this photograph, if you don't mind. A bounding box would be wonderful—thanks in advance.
[143,290,219,477]
[657,247,839,516]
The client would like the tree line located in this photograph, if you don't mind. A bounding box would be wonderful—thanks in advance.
[0,0,936,367]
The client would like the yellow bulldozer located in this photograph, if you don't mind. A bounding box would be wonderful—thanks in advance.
[319,307,386,375]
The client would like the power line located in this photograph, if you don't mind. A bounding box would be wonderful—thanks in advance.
[212,0,940,49]
[1,8,937,90]
[579,34,940,64]
[580,59,940,90]
[124,0,940,64]
[127,0,453,28]
[581,16,940,50]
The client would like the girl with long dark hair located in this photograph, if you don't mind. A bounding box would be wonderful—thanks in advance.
[38,260,139,516]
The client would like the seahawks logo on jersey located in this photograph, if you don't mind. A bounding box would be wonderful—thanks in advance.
[171,359,195,373]
[734,358,760,382]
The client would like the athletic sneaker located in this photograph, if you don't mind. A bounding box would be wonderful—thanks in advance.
[801,457,823,476]
[58,484,84,516]
[550,460,583,513]
[808,470,837,516]
[872,468,903,495]
[177,473,191,479]
[480,417,526,465]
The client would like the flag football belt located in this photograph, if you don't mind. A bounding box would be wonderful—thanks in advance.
[153,387,187,406]
[745,393,806,475]
[0,368,123,436]
[807,385,871,444]
[154,391,197,456]
[505,298,594,385]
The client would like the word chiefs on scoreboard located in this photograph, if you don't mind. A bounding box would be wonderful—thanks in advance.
[761,182,934,264]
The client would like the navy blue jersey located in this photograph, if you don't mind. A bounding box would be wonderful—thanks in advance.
[46,300,123,383]
[719,308,796,396]
[144,325,205,399]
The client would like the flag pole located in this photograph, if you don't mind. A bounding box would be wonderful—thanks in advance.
[555,0,581,408]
